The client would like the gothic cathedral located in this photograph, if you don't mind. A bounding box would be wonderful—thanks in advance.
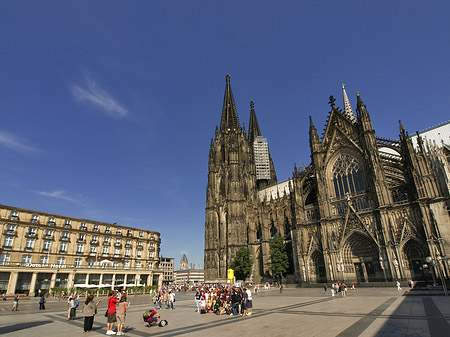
[204,75,450,285]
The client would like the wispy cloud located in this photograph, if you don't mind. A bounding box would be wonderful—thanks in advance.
[35,190,84,205]
[70,76,128,118]
[0,131,40,154]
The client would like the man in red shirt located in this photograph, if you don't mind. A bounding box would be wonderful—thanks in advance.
[144,310,160,327]
[106,290,119,335]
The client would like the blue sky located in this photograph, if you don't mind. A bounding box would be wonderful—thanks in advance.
[1,1,449,269]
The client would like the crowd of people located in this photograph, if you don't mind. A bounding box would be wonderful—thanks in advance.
[192,285,253,317]
[4,283,260,334]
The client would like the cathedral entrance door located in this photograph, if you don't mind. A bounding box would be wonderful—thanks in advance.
[410,259,424,281]
[354,263,365,282]
[364,261,376,282]
[403,239,428,281]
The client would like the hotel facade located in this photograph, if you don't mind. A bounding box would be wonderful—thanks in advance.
[0,204,163,295]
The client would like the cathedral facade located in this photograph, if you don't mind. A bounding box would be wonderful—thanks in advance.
[204,75,450,285]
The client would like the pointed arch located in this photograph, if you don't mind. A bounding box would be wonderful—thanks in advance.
[310,250,327,283]
[402,238,428,281]
[341,230,383,282]
[270,224,279,238]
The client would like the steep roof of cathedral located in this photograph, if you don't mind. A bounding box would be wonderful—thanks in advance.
[219,74,240,132]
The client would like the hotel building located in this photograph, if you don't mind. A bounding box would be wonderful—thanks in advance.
[0,204,163,295]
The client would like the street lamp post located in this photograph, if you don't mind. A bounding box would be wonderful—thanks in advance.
[426,256,448,296]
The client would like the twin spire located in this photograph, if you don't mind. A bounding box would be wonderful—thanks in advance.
[219,75,262,144]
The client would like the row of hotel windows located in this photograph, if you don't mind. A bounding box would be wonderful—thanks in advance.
[2,237,156,258]
[4,225,157,249]
[8,212,155,238]
[0,253,149,268]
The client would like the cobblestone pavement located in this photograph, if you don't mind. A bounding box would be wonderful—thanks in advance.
[1,287,450,336]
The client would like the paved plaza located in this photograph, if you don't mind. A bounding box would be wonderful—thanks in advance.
[1,287,450,336]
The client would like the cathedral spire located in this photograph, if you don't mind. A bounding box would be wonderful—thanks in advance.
[356,91,367,117]
[248,100,262,144]
[219,74,240,133]
[309,116,320,152]
[341,82,356,123]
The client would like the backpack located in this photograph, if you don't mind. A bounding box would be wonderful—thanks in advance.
[158,320,168,327]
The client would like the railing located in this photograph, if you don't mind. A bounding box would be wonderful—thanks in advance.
[331,193,374,216]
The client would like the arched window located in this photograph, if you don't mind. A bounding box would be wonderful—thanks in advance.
[331,154,365,198]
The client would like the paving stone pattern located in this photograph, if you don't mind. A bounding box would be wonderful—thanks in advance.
[1,287,450,336]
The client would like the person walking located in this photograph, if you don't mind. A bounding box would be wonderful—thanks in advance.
[163,290,170,309]
[39,295,46,310]
[81,295,101,333]
[106,290,119,335]
[323,284,328,294]
[116,296,130,336]
[12,294,19,311]
[169,290,175,310]
[245,287,253,316]
[153,292,162,310]
[396,280,402,291]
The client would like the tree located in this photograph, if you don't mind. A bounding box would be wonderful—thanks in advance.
[230,247,252,280]
[268,236,289,282]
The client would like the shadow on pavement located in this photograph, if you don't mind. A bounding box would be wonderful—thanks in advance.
[1,320,53,334]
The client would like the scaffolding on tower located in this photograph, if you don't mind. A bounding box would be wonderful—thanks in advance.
[253,136,271,180]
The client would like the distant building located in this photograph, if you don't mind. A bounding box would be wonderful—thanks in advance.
[159,257,174,284]
[174,268,204,285]
[174,254,203,284]
[0,204,163,295]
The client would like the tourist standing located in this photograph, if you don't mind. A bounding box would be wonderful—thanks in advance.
[12,294,19,311]
[169,290,175,310]
[195,289,202,312]
[116,296,130,336]
[81,295,101,333]
[68,294,79,320]
[245,287,253,316]
[39,295,46,310]
[106,290,119,335]
[230,289,240,316]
